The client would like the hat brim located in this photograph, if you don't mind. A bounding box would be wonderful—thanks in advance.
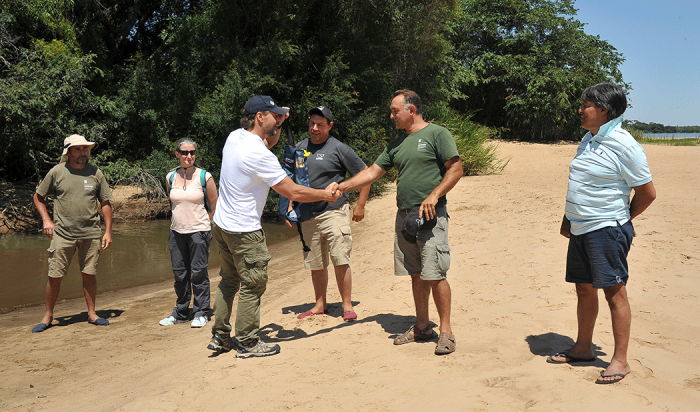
[61,142,95,162]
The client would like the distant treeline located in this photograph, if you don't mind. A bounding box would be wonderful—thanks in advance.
[624,120,700,134]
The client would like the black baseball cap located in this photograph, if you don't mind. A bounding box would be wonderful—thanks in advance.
[244,96,289,115]
[401,206,438,243]
[309,106,333,122]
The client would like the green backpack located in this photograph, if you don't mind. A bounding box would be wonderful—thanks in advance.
[167,167,212,213]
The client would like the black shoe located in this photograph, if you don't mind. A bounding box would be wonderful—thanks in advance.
[207,333,234,352]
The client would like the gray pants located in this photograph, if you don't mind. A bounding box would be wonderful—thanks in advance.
[168,230,213,320]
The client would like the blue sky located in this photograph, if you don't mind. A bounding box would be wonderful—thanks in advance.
[574,0,699,126]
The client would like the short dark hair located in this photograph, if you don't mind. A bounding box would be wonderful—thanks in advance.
[581,83,627,121]
[393,89,423,115]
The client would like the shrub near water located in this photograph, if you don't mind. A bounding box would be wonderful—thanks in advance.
[95,107,509,220]
[431,105,509,175]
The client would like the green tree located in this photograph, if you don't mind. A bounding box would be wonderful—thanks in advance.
[0,1,110,181]
[448,0,627,140]
[1,0,510,194]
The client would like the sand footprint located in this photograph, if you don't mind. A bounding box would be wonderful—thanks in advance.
[629,358,654,378]
[683,376,700,391]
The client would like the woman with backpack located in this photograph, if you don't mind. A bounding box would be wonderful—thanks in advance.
[159,138,218,328]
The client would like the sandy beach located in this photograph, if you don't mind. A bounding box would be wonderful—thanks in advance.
[1,141,698,411]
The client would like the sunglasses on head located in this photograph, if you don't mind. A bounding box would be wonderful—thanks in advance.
[177,149,196,156]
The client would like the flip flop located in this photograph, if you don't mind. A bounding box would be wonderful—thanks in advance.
[296,310,327,320]
[343,311,357,321]
[546,352,595,364]
[596,371,628,384]
[31,323,51,333]
[88,318,109,326]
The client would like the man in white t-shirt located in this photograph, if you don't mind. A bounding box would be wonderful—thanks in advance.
[208,95,342,358]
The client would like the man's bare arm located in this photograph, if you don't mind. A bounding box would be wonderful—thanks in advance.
[101,200,113,250]
[33,193,55,239]
[339,164,385,193]
[352,166,372,222]
[272,177,341,204]
[420,156,463,220]
[630,181,656,220]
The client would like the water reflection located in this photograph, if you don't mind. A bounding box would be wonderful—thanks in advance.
[0,220,296,313]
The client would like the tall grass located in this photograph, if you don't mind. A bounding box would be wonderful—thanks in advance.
[431,105,509,175]
[637,138,700,146]
[629,129,700,146]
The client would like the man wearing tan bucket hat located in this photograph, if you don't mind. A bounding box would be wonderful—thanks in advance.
[31,134,114,333]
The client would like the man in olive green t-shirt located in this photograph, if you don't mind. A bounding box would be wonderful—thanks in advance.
[339,90,462,355]
[31,134,114,333]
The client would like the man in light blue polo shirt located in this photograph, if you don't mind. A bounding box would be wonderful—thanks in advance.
[547,83,657,384]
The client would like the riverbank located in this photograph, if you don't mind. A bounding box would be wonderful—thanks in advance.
[1,141,699,411]
[0,181,37,234]
[0,183,169,235]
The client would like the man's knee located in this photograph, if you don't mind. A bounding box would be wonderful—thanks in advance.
[81,272,97,286]
[603,283,627,305]
[429,277,448,286]
[47,276,63,286]
[575,283,597,298]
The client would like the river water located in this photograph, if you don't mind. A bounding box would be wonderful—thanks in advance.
[0,220,297,314]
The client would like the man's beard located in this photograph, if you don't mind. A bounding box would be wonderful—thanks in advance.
[264,124,281,137]
[72,155,89,164]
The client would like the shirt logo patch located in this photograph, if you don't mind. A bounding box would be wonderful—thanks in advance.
[417,139,427,151]
[315,153,325,160]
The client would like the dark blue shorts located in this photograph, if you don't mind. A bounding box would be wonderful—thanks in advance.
[566,221,634,289]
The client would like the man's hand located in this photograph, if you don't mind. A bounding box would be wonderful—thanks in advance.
[42,219,55,240]
[284,198,294,228]
[352,204,365,222]
[419,194,439,221]
[560,215,571,238]
[34,193,55,239]
[325,182,342,203]
[101,232,112,250]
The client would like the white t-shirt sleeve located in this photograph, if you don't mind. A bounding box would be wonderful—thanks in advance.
[256,150,287,188]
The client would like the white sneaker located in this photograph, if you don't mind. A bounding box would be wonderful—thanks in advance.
[191,316,209,328]
[159,315,177,326]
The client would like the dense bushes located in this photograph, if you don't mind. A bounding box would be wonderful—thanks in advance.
[1,0,626,196]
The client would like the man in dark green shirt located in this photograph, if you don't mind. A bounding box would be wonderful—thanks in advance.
[339,90,462,355]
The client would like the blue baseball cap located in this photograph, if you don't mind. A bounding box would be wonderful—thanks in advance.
[243,96,289,115]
